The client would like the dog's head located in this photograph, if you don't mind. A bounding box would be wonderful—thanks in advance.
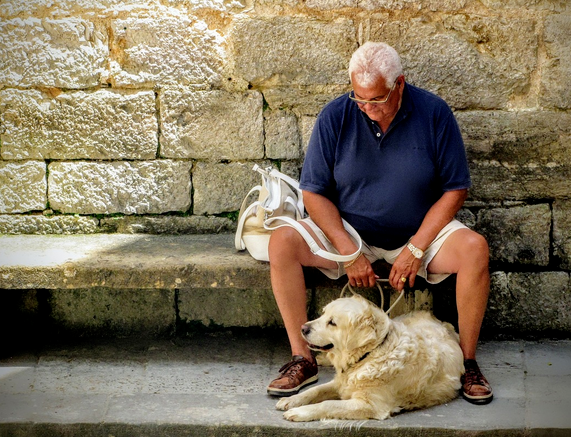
[301,295,391,370]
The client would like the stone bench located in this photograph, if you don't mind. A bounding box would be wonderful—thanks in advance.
[0,233,448,346]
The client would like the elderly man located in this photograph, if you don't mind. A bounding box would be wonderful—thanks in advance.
[266,42,493,405]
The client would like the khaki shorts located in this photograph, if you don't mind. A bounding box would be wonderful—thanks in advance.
[302,218,468,284]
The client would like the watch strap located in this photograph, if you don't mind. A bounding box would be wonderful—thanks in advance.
[407,242,424,259]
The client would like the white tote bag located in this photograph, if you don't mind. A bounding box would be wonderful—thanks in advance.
[235,165,362,263]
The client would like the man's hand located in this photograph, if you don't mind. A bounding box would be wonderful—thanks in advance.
[345,254,378,288]
[389,248,422,291]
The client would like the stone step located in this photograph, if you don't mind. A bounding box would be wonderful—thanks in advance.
[0,335,570,436]
[0,233,269,290]
[1,234,570,436]
[1,233,570,345]
[0,234,443,344]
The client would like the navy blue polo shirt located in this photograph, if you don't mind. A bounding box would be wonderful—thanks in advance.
[300,83,471,250]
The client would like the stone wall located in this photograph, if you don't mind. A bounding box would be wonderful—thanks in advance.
[1,0,570,333]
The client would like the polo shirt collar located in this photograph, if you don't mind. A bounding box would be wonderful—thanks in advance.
[400,82,413,111]
[392,81,413,126]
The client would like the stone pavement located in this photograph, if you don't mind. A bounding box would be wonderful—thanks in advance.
[1,333,570,437]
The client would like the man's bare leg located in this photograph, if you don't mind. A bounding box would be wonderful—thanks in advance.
[428,228,493,403]
[268,225,337,360]
[266,225,338,396]
[427,228,490,359]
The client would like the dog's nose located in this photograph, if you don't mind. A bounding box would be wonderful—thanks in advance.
[301,324,311,336]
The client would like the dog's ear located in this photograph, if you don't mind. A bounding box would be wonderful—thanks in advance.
[351,293,384,314]
[347,304,384,351]
[353,295,389,333]
[370,304,391,341]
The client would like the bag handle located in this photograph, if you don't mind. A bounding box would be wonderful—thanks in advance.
[255,165,305,216]
[236,164,362,263]
[264,215,362,263]
[254,164,301,193]
[234,185,262,251]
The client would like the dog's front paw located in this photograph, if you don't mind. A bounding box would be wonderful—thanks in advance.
[275,397,289,411]
[276,394,304,411]
[283,406,316,422]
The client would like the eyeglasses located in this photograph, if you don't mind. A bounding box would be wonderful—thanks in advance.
[348,80,398,106]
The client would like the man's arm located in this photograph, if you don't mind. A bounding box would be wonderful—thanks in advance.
[389,188,468,290]
[303,190,378,287]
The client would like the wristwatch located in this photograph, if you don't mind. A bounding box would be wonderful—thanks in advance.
[407,242,424,259]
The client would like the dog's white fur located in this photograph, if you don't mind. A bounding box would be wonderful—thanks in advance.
[276,295,464,421]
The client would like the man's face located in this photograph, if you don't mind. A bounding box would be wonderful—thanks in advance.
[350,73,404,124]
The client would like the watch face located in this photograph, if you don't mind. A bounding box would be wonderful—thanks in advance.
[408,243,423,258]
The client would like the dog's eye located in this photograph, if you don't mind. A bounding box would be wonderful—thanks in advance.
[328,319,336,327]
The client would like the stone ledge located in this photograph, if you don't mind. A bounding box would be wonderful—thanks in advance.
[0,233,440,340]
[0,233,270,290]
[1,234,569,339]
[0,233,429,302]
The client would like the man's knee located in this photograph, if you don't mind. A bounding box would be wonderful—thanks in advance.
[269,226,304,260]
[464,231,489,261]
[442,229,489,269]
[450,230,490,274]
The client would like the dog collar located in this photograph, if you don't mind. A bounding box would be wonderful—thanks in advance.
[343,335,387,373]
[356,351,371,364]
[342,349,374,373]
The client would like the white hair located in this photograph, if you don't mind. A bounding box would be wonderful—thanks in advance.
[348,42,403,88]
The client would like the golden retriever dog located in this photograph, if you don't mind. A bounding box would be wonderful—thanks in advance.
[276,295,464,421]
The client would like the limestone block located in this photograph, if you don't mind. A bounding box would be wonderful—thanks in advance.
[178,288,281,328]
[0,89,158,160]
[554,200,571,269]
[160,89,264,159]
[163,0,249,11]
[388,288,433,317]
[279,161,302,180]
[0,215,99,234]
[480,0,569,12]
[455,208,476,229]
[369,15,537,109]
[476,204,551,265]
[457,110,571,164]
[0,17,107,88]
[263,87,348,116]
[0,0,157,16]
[308,0,466,10]
[49,288,175,336]
[253,0,298,5]
[486,271,571,333]
[48,160,191,214]
[0,161,47,213]
[100,215,235,234]
[193,161,267,215]
[300,116,317,155]
[469,160,571,200]
[304,0,357,8]
[108,14,225,88]
[264,110,301,160]
[231,16,357,86]
[541,13,571,109]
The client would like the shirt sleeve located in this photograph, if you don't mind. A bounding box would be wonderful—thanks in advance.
[435,110,472,192]
[299,104,339,199]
